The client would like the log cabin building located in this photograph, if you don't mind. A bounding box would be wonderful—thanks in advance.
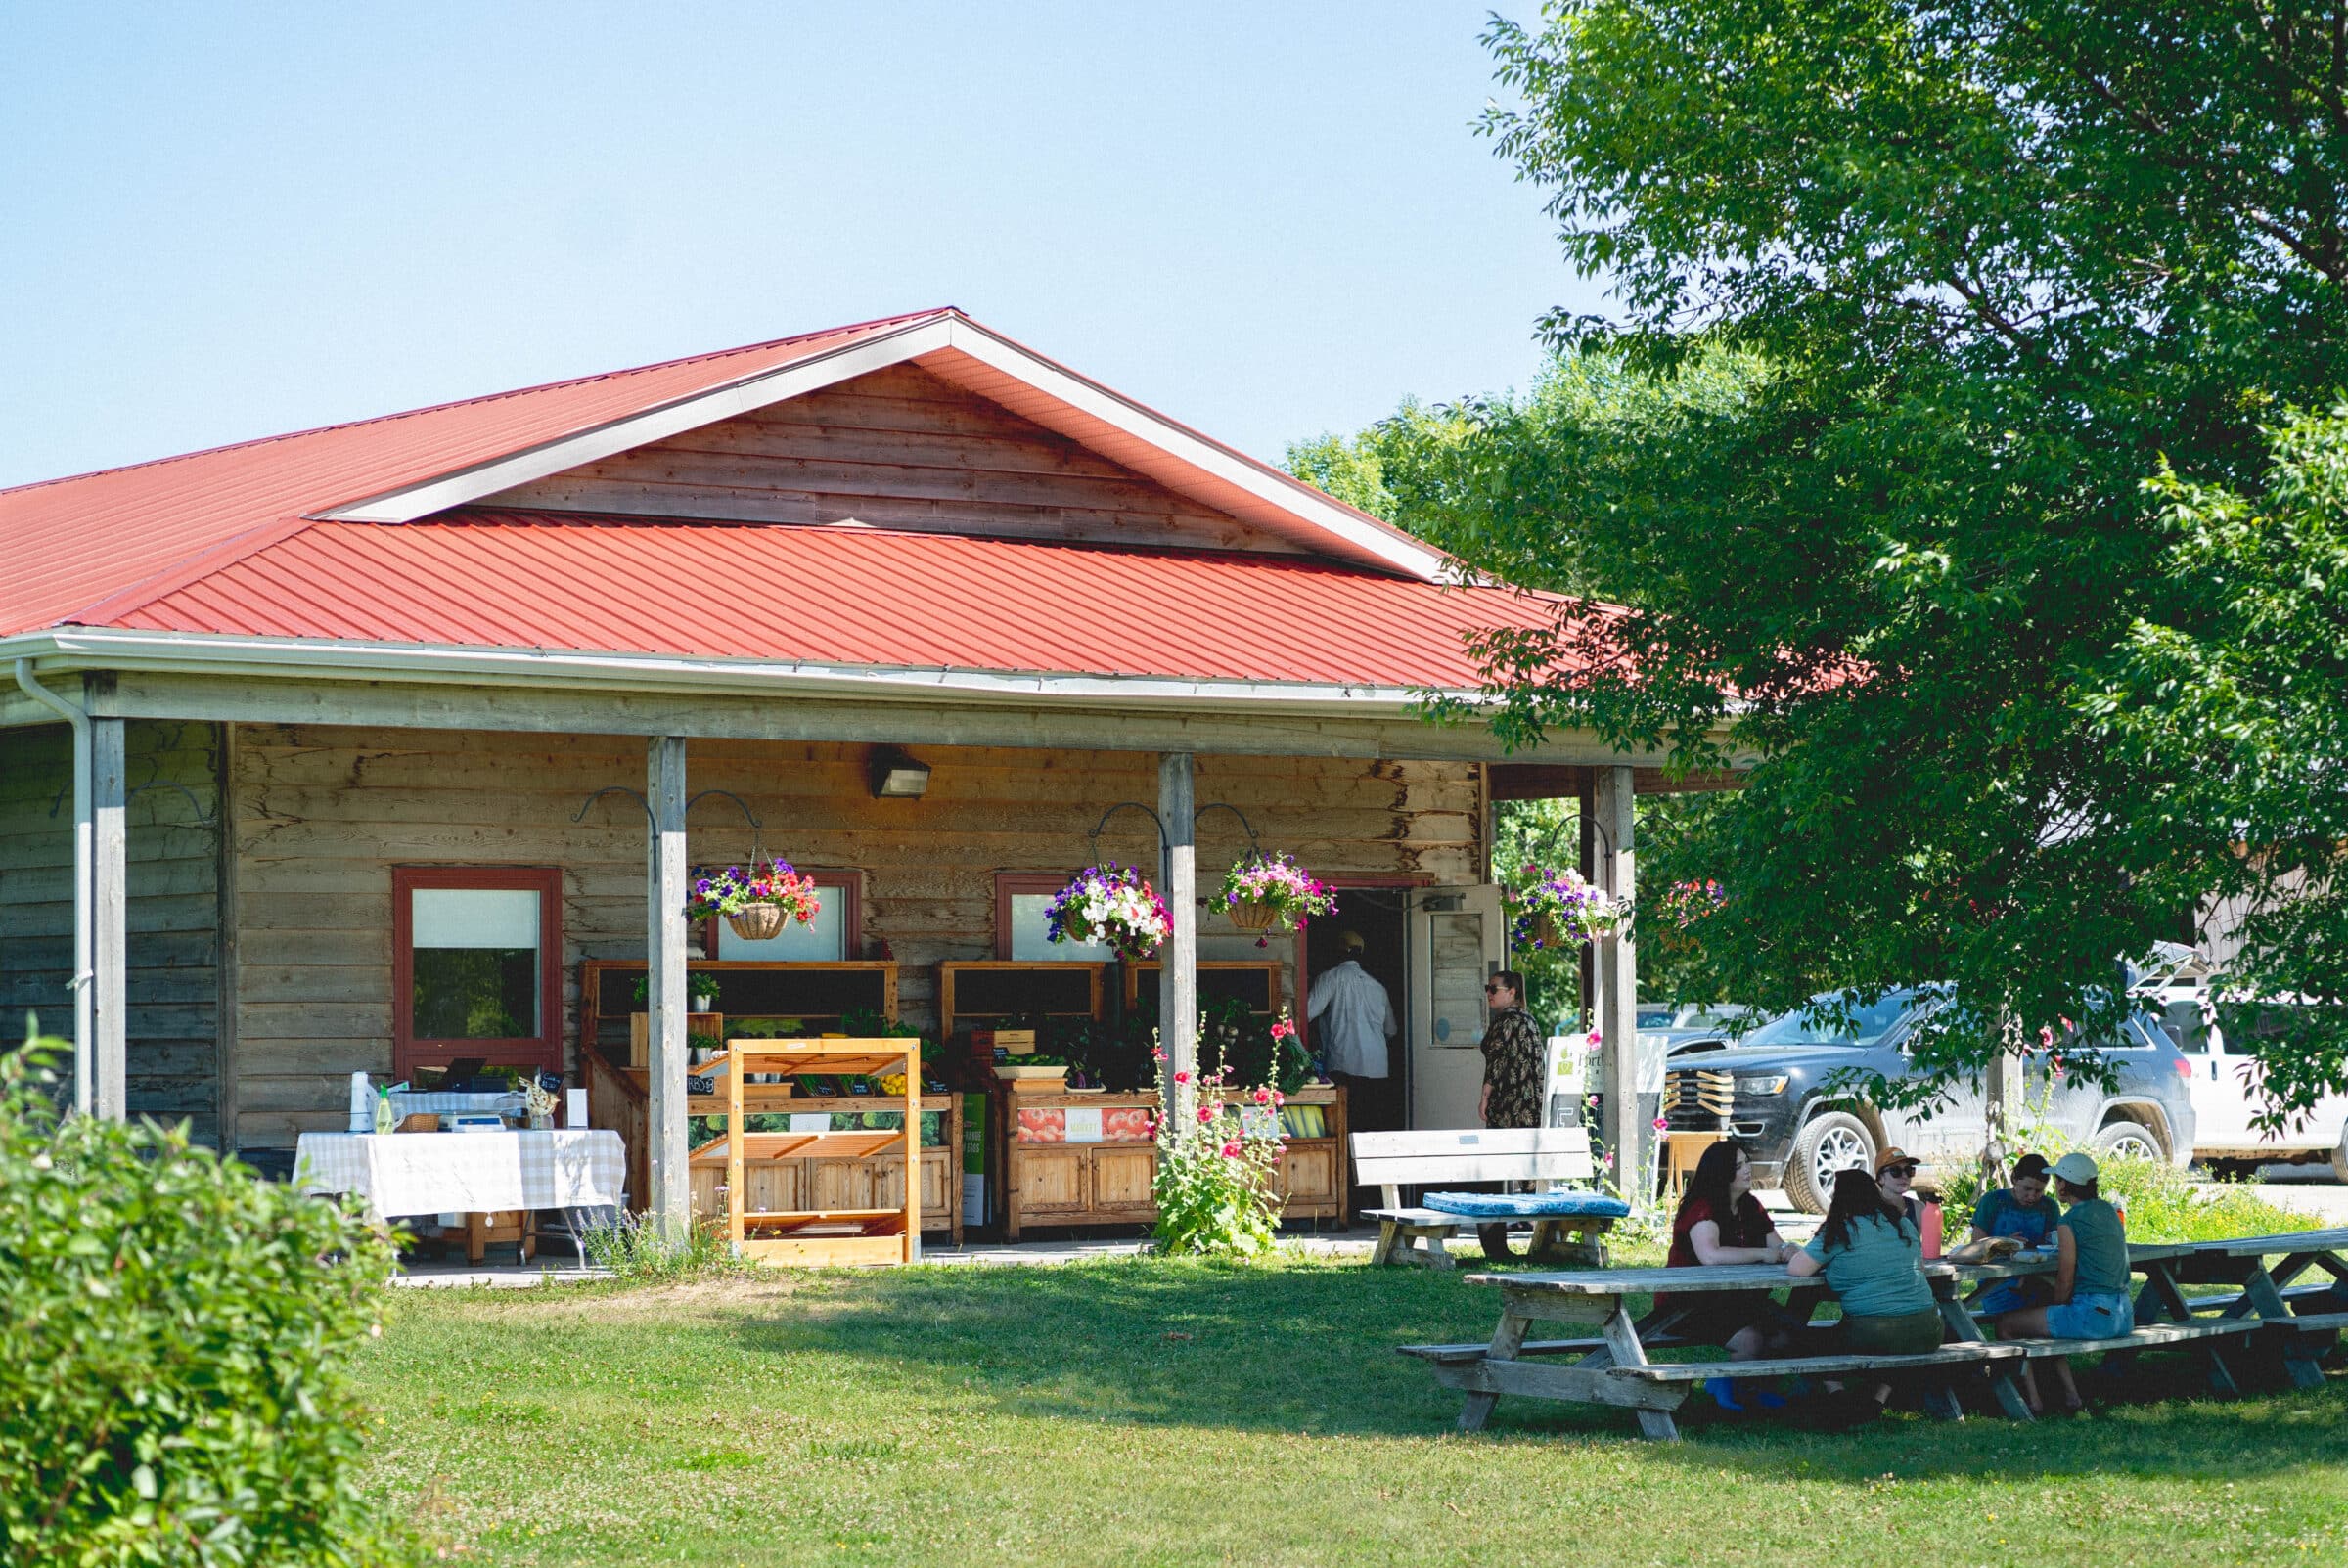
[0,308,1671,1235]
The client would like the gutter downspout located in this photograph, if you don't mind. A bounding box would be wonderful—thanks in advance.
[14,659,93,1114]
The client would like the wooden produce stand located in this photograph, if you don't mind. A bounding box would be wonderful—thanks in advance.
[999,1080,1347,1239]
[685,1051,961,1243]
[707,1038,924,1267]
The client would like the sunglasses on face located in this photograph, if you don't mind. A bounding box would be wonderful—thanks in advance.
[1884,1165,1919,1179]
[1483,983,1509,995]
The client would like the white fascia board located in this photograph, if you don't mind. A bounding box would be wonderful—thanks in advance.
[935,319,1453,583]
[317,318,960,522]
[2,628,1487,717]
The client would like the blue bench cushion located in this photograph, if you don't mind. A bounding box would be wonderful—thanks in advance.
[1422,1190,1631,1221]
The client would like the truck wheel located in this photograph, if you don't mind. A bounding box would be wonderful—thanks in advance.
[1785,1111,1875,1215]
[2094,1122,2164,1164]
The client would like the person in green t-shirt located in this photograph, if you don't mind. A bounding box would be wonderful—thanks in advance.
[1990,1151,2133,1414]
[1787,1167,1945,1419]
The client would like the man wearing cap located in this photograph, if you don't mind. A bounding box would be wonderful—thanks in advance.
[1306,929,1400,1138]
[1989,1150,2132,1414]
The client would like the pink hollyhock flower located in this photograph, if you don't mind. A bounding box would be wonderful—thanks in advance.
[1586,1030,1603,1049]
[1273,1091,1285,1105]
[1221,1140,1242,1158]
[1173,1070,1191,1084]
[1152,1047,1167,1061]
[2039,1025,2055,1050]
[1197,1105,1216,1124]
[1252,1088,1271,1104]
[1651,1116,1667,1131]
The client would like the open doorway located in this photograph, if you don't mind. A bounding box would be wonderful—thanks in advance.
[1302,886,1410,1211]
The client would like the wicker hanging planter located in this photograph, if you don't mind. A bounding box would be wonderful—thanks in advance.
[726,902,786,941]
[1227,899,1284,932]
[1530,911,1559,949]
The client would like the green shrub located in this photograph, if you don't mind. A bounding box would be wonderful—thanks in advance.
[0,1034,416,1566]
[579,1210,752,1281]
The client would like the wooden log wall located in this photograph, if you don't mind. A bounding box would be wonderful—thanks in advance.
[0,720,225,1141]
[225,724,1482,1146]
[484,362,1303,555]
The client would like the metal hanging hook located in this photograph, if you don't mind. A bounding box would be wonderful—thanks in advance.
[686,788,765,864]
[570,785,656,828]
[1192,801,1262,858]
[1084,800,1169,868]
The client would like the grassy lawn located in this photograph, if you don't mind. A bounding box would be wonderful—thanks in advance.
[357,1256,2348,1567]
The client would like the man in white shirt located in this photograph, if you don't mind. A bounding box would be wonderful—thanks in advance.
[1307,930,1400,1138]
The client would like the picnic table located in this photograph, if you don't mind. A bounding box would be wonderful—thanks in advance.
[2126,1227,2348,1392]
[1403,1257,2044,1441]
[1403,1232,2348,1441]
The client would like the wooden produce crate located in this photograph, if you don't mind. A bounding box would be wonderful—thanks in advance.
[705,1038,925,1267]
[996,1081,1347,1239]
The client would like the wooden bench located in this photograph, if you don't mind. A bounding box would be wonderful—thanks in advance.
[1350,1126,1623,1268]
[2005,1318,2265,1397]
[1607,1342,2021,1384]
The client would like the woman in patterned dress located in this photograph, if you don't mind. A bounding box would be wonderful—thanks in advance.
[1477,970,1545,1129]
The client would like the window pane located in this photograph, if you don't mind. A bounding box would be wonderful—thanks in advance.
[718,897,846,961]
[411,887,541,1038]
[1009,891,1112,962]
[413,887,540,948]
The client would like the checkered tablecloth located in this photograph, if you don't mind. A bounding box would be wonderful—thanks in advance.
[294,1129,627,1218]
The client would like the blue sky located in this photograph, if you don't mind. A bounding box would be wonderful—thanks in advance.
[0,4,1598,489]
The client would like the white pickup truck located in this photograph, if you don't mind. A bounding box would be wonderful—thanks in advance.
[2153,979,2348,1179]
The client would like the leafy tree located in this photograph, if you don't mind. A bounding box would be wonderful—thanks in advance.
[1308,3,2348,1106]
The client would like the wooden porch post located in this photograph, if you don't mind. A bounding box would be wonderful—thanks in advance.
[646,736,691,1241]
[91,715,128,1121]
[1159,752,1197,1121]
[1594,765,1641,1203]
[1576,772,1597,1031]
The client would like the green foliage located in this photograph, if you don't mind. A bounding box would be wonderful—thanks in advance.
[2085,407,2348,1121]
[1195,996,1308,1095]
[0,1033,416,1566]
[1310,3,2348,1099]
[1151,1050,1285,1259]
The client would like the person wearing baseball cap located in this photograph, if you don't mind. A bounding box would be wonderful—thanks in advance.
[1874,1146,1923,1229]
[1989,1150,2130,1414]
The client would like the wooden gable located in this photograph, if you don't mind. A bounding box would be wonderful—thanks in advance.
[481,363,1305,556]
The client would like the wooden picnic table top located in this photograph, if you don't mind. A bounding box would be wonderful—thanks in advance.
[2132,1227,2348,1260]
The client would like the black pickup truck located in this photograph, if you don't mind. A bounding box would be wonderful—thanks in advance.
[1660,989,2199,1212]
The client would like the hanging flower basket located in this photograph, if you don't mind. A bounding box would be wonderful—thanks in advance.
[726,902,787,941]
[685,859,822,937]
[1507,865,1622,950]
[1228,900,1284,932]
[1046,864,1172,960]
[1218,852,1336,940]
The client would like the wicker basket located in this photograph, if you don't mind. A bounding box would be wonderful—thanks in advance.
[726,902,785,941]
[1228,899,1284,932]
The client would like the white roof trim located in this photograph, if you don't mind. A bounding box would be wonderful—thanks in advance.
[312,312,1451,581]
[320,317,960,522]
[1,626,1483,713]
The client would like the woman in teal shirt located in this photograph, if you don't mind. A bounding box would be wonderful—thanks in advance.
[1787,1167,1945,1417]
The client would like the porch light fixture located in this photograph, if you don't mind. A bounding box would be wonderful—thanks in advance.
[869,746,931,800]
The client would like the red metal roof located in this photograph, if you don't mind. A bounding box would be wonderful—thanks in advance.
[108,511,1558,690]
[0,310,955,638]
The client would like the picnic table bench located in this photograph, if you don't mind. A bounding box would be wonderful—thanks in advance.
[1350,1127,1629,1268]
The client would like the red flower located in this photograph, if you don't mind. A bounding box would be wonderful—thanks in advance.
[1221,1140,1242,1158]
[1196,1105,1216,1124]
[1173,1070,1192,1085]
[1251,1088,1272,1104]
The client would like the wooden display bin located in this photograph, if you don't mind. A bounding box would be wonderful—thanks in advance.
[684,1053,962,1243]
[701,1038,926,1267]
[997,1081,1347,1239]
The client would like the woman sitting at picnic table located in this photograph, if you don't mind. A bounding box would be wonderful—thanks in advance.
[1786,1166,1945,1418]
[1663,1141,1801,1409]
[1990,1150,2131,1415]
[1969,1151,2063,1318]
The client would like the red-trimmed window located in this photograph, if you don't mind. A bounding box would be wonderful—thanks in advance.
[703,869,863,960]
[391,866,564,1076]
[994,871,1113,961]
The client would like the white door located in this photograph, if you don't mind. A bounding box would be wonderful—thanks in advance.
[1407,885,1506,1131]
